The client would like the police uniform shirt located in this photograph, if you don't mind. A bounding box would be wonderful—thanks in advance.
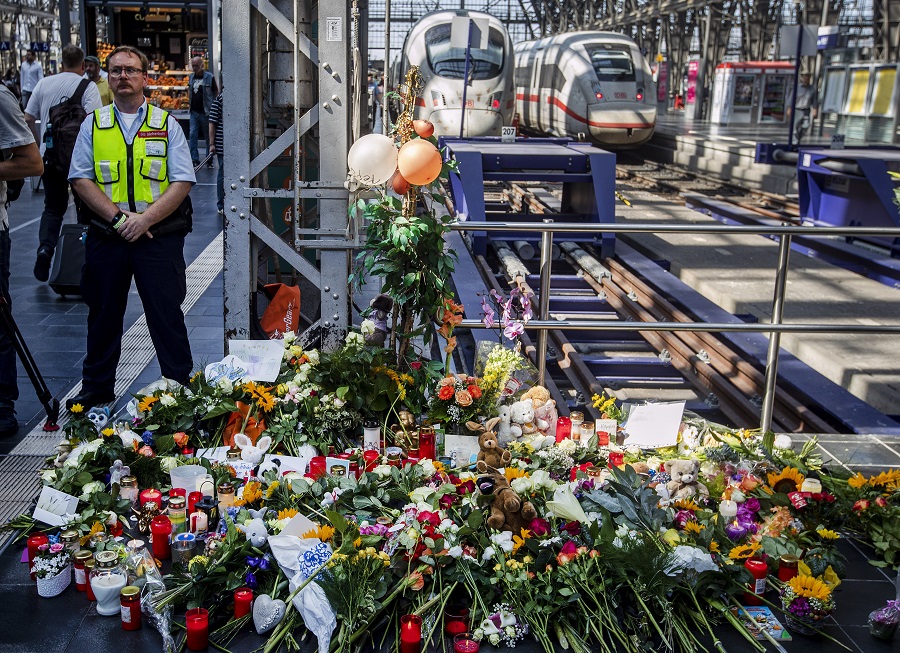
[68,100,196,190]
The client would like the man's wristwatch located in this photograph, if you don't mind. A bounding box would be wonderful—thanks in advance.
[111,212,128,230]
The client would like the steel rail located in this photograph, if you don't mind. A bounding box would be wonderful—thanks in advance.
[449,222,900,237]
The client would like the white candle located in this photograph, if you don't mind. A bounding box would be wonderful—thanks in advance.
[190,511,208,535]
[800,478,822,493]
[719,500,738,519]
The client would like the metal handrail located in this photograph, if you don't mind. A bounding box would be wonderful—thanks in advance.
[447,220,900,433]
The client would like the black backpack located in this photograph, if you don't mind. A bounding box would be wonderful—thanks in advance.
[44,78,90,175]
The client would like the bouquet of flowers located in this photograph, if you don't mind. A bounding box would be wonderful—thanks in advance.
[780,572,837,634]
[32,542,71,579]
[474,603,529,647]
[428,374,488,427]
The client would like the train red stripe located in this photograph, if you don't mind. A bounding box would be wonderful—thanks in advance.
[517,93,650,129]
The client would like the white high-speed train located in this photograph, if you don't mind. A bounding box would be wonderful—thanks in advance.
[396,9,515,137]
[514,31,657,148]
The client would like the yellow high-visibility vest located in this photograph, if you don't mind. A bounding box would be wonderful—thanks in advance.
[91,103,170,213]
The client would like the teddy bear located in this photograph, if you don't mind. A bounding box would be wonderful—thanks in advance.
[87,406,110,433]
[234,433,273,466]
[364,293,393,347]
[509,399,538,438]
[468,417,511,472]
[479,471,538,533]
[522,385,557,439]
[495,405,522,445]
[663,458,710,501]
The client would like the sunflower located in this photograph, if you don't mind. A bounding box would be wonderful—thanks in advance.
[234,481,263,506]
[817,527,840,541]
[277,508,299,520]
[302,524,335,542]
[728,542,761,561]
[767,467,805,494]
[79,521,106,546]
[673,498,702,512]
[137,396,158,413]
[788,574,832,601]
[505,467,528,482]
[266,481,281,498]
[868,470,900,488]
[69,403,84,414]
[683,521,705,535]
[847,472,868,489]
[512,528,531,554]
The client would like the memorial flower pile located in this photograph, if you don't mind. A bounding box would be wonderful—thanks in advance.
[3,331,899,652]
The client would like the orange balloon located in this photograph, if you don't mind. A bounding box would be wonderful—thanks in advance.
[397,139,443,186]
[391,171,411,195]
[413,119,435,138]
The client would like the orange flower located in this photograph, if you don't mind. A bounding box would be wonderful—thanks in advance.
[173,432,189,447]
[438,385,454,400]
[455,389,473,406]
[468,384,482,399]
[443,336,457,354]
[408,571,425,591]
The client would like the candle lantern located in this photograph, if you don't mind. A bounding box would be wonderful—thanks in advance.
[555,416,572,442]
[744,558,768,606]
[185,608,209,651]
[118,475,139,505]
[150,515,172,560]
[399,614,423,653]
[91,550,127,616]
[718,500,738,519]
[139,488,162,508]
[418,426,436,460]
[168,496,187,535]
[120,585,142,630]
[234,587,253,618]
[27,533,49,580]
[444,605,470,636]
[217,482,235,512]
[73,549,93,590]
[169,487,187,500]
[195,495,219,532]
[187,491,203,515]
[453,633,481,653]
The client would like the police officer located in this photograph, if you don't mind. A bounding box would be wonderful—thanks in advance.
[66,45,195,410]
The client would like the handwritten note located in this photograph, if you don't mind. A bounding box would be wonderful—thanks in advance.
[622,401,685,449]
[228,340,285,382]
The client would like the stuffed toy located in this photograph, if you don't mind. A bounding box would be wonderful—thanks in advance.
[523,385,557,439]
[365,293,393,347]
[495,405,521,445]
[237,517,269,547]
[235,433,273,466]
[468,417,511,472]
[509,399,538,437]
[663,458,709,500]
[87,406,110,433]
[480,471,538,533]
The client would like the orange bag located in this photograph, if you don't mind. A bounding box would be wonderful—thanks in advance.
[222,401,266,447]
[260,283,301,339]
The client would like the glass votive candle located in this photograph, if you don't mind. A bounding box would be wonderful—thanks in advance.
[234,587,253,618]
[185,607,209,651]
[140,488,163,507]
[453,633,481,653]
[171,538,196,566]
[607,451,624,468]
[444,605,470,636]
[399,614,422,653]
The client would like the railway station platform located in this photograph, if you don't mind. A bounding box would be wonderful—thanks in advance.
[649,112,879,196]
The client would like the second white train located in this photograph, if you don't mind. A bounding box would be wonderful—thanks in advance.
[514,31,657,148]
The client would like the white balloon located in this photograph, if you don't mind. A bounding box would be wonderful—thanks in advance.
[347,134,398,187]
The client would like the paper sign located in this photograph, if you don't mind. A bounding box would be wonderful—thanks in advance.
[263,453,313,475]
[444,434,480,467]
[196,446,230,462]
[227,340,284,382]
[204,354,248,384]
[596,419,617,439]
[33,486,80,527]
[621,401,685,449]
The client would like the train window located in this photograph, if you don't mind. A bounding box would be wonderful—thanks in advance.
[424,24,505,80]
[585,46,635,82]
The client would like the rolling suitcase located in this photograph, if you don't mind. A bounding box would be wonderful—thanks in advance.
[48,223,88,298]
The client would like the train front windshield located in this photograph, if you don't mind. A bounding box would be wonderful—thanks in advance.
[585,46,636,82]
[424,24,505,79]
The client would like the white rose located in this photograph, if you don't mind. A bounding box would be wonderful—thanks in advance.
[373,465,393,479]
[510,476,534,494]
[81,480,105,495]
[360,319,376,336]
[408,486,433,504]
[306,349,319,365]
[345,332,364,348]
[40,469,58,485]
[159,393,177,406]
[773,434,793,450]
[417,459,436,477]
[556,438,577,454]
[333,397,345,408]
[531,469,557,491]
[157,456,180,473]
[283,330,296,345]
[489,634,501,646]
[216,377,234,393]
[448,545,463,558]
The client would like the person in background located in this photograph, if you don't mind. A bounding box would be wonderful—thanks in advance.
[2,68,20,101]
[207,87,224,214]
[84,56,114,106]
[67,45,195,410]
[24,45,101,282]
[19,51,43,110]
[0,83,45,436]
[789,72,818,142]
[188,56,217,168]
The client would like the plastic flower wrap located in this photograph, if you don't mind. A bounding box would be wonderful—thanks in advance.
[474,603,529,647]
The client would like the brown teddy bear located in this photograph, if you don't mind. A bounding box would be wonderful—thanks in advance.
[663,458,710,500]
[480,471,538,533]
[468,418,511,472]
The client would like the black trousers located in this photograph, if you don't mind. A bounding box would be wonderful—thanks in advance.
[39,163,76,252]
[80,229,193,394]
[0,227,17,403]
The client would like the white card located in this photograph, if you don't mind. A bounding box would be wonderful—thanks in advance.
[33,486,80,527]
[444,434,480,466]
[263,453,313,475]
[621,402,685,449]
[196,446,230,462]
[227,340,284,382]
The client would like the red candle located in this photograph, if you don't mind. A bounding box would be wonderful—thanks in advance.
[453,633,480,653]
[185,607,209,650]
[188,491,203,515]
[418,428,436,460]
[399,614,422,653]
[150,515,172,560]
[363,449,380,472]
[27,533,49,581]
[234,587,253,618]
[744,558,768,605]
[140,488,162,508]
[555,416,572,442]
[308,456,326,479]
[444,605,470,636]
[608,451,624,468]
[169,487,187,500]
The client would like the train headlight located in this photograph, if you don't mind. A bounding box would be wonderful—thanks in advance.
[595,92,604,100]
[636,88,644,101]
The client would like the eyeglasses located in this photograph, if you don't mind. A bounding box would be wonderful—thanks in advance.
[109,67,145,78]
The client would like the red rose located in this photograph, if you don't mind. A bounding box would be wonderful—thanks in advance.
[410,361,422,370]
[560,540,578,555]
[438,385,454,401]
[529,518,550,536]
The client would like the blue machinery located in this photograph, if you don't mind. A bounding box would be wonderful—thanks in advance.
[440,137,617,258]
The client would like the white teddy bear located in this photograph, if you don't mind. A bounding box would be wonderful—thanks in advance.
[234,433,273,466]
[509,399,537,438]
[495,405,522,445]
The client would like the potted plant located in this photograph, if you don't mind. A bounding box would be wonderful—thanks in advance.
[33,542,72,598]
